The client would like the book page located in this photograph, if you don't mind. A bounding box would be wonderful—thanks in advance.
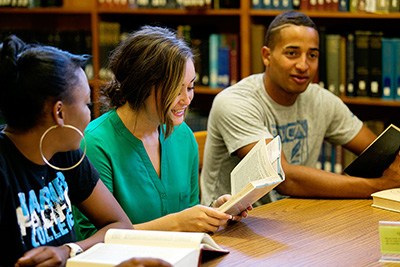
[200,233,229,252]
[230,136,282,195]
[66,243,200,267]
[105,229,204,249]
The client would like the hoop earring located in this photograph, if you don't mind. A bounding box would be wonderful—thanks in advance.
[39,125,87,171]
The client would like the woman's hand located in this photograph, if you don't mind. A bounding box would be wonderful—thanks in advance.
[116,257,172,267]
[14,245,70,267]
[212,194,253,222]
[173,205,232,233]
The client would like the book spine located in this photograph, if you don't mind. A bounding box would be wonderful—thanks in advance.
[339,0,349,10]
[326,34,341,96]
[381,38,395,100]
[217,45,230,88]
[346,33,356,96]
[209,33,221,88]
[250,24,266,74]
[318,27,327,88]
[227,34,239,85]
[339,36,346,97]
[393,39,400,100]
[252,0,263,8]
[262,0,272,8]
[389,0,399,11]
[368,32,383,98]
[355,31,371,97]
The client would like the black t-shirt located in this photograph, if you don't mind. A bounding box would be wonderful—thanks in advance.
[0,132,99,266]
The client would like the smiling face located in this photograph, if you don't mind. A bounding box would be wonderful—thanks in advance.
[263,25,319,105]
[170,59,195,126]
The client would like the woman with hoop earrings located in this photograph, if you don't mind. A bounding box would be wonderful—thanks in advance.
[0,35,171,267]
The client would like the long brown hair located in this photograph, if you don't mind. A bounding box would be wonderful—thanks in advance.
[102,25,194,138]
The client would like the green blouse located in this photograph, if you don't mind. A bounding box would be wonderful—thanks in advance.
[73,109,199,240]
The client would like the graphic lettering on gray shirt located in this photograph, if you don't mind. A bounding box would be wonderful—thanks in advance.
[272,120,309,164]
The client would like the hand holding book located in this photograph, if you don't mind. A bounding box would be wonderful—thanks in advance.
[217,136,285,216]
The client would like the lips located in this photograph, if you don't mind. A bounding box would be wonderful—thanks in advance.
[171,109,185,116]
[291,75,309,84]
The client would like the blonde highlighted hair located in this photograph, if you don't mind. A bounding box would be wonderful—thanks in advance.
[102,25,194,138]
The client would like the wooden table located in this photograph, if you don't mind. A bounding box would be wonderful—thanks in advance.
[202,198,400,267]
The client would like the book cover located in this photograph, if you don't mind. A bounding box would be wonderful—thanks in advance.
[381,38,395,100]
[344,124,400,178]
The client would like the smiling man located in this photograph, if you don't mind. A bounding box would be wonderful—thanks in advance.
[200,11,400,206]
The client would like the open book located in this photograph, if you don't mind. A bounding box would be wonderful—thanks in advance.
[218,136,285,215]
[344,124,400,178]
[66,229,229,267]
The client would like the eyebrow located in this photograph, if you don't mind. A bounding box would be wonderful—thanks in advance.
[284,46,319,52]
[183,76,197,86]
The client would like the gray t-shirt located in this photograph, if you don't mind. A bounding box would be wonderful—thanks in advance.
[200,73,363,206]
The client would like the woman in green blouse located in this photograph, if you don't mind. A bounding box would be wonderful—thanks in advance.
[74,26,249,240]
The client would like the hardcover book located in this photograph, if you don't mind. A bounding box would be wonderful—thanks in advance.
[371,188,400,213]
[344,124,400,178]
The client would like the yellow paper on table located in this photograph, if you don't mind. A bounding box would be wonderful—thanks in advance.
[379,221,400,263]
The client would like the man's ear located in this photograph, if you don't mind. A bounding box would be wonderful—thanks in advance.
[53,101,65,127]
[261,46,271,67]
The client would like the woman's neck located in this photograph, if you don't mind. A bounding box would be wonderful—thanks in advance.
[3,126,48,165]
[116,104,160,140]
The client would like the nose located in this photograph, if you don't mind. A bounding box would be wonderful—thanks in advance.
[179,90,194,105]
[295,54,309,72]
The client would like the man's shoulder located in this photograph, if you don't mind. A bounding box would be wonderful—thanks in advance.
[215,74,264,100]
[302,83,341,100]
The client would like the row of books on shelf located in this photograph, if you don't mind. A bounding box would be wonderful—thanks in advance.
[97,0,239,9]
[317,120,386,173]
[320,30,400,100]
[251,23,400,100]
[0,0,63,7]
[252,0,400,13]
[177,25,239,88]
[99,22,239,88]
[0,29,94,79]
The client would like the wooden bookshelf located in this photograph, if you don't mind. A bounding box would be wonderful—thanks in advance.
[1,0,400,122]
[341,96,400,107]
